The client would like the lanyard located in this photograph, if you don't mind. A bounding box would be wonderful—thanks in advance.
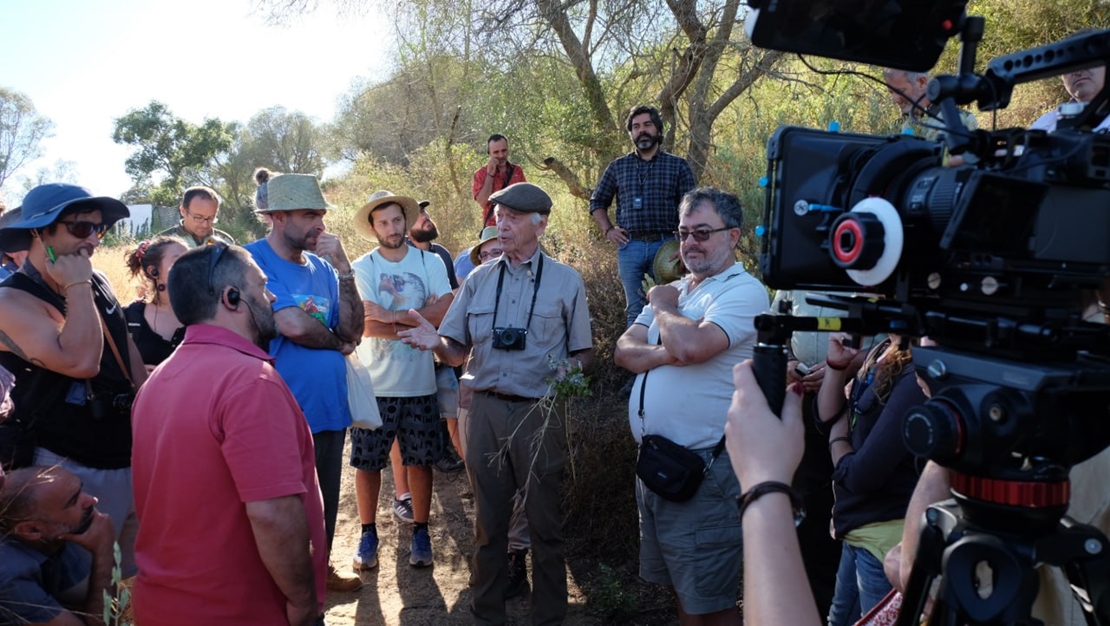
[491,254,544,332]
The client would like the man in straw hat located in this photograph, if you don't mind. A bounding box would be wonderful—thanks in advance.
[0,183,147,577]
[244,173,364,593]
[347,190,453,570]
[399,182,595,625]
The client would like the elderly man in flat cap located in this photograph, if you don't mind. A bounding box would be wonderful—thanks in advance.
[400,182,594,625]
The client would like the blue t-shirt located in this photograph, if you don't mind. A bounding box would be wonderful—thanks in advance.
[245,239,351,433]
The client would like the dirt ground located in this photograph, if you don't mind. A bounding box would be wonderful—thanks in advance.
[321,444,603,626]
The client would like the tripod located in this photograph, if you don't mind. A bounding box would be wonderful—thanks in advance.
[894,474,1110,625]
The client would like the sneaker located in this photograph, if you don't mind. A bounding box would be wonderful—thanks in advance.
[410,526,433,567]
[393,495,414,524]
[327,562,363,592]
[352,530,379,571]
[505,549,529,599]
[435,454,465,473]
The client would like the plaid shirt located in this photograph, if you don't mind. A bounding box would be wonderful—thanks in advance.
[589,151,696,233]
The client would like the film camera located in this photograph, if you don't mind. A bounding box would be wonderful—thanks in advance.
[492,326,528,351]
[745,1,1110,623]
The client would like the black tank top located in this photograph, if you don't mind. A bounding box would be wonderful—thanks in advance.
[0,271,134,468]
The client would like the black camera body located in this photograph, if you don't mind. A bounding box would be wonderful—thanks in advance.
[90,391,134,421]
[491,327,528,351]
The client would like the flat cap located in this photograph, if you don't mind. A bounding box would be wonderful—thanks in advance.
[489,182,552,215]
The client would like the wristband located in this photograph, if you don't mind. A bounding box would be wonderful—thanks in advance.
[826,358,852,371]
[337,271,355,282]
[605,227,614,236]
[829,436,851,449]
[62,280,90,291]
[737,481,806,527]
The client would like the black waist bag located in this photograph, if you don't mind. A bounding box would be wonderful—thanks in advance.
[636,434,709,502]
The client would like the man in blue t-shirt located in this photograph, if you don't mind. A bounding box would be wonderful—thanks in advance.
[244,173,364,593]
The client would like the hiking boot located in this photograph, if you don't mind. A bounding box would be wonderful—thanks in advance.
[393,495,414,524]
[327,562,363,592]
[410,526,433,567]
[352,530,379,571]
[505,549,529,599]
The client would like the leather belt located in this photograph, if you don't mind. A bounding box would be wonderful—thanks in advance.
[482,390,538,403]
[625,230,672,242]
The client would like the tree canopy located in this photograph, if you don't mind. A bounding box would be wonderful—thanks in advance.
[0,88,54,192]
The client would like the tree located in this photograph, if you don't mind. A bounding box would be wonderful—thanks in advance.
[247,106,328,176]
[0,88,54,190]
[263,0,784,195]
[111,101,233,207]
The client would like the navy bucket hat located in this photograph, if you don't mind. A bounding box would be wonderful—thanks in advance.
[0,184,129,251]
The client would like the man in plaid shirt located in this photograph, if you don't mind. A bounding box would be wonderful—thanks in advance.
[590,105,696,327]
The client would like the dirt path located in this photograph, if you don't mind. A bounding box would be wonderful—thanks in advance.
[321,445,602,626]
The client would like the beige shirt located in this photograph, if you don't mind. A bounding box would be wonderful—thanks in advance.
[439,248,593,399]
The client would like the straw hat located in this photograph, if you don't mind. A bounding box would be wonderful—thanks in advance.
[354,190,421,241]
[469,226,501,266]
[652,239,686,284]
[258,174,332,213]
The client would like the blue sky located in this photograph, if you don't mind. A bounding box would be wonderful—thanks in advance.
[1,0,391,202]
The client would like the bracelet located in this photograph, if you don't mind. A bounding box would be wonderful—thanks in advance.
[605,227,614,236]
[829,436,851,449]
[337,271,356,282]
[737,481,806,527]
[826,358,852,371]
[62,280,89,291]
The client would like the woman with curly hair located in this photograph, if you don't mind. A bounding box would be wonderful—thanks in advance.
[817,332,925,625]
[124,237,188,370]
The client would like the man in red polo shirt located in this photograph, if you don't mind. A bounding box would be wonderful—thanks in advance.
[130,244,327,626]
[472,134,527,229]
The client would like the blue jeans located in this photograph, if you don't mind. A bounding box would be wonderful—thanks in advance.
[617,237,669,328]
[827,543,891,626]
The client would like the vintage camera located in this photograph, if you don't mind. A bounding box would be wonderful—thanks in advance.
[90,391,134,421]
[491,326,528,351]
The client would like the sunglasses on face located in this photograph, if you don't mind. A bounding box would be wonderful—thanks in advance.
[674,226,731,243]
[58,220,108,240]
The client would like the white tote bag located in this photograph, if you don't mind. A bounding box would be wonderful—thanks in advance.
[345,353,382,430]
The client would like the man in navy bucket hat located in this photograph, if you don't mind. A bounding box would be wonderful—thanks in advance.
[0,183,146,577]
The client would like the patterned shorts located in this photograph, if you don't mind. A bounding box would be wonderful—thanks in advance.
[349,394,443,471]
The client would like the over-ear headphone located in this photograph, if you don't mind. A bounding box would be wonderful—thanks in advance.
[226,287,240,308]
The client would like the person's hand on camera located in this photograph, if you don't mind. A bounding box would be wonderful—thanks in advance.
[826,331,860,368]
[725,360,805,488]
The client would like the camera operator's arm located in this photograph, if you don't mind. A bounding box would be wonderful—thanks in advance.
[725,363,821,626]
[648,284,728,364]
[614,323,679,373]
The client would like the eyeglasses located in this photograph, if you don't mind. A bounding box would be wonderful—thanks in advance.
[58,220,108,240]
[207,242,228,294]
[674,227,731,242]
[479,249,503,262]
[186,210,218,225]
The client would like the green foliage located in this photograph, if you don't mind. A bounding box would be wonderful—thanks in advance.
[0,87,55,191]
[588,563,639,623]
[111,101,233,207]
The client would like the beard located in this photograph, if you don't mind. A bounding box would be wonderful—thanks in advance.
[246,295,278,350]
[410,223,439,243]
[635,132,659,151]
[70,507,94,535]
[377,233,406,249]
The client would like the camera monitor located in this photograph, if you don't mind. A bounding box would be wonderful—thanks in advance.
[745,0,968,71]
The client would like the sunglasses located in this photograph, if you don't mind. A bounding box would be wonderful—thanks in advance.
[207,242,228,294]
[58,220,108,240]
[674,227,731,243]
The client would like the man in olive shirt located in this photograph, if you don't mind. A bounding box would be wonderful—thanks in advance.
[157,186,236,247]
[400,182,594,626]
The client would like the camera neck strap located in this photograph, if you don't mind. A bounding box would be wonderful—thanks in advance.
[491,253,544,334]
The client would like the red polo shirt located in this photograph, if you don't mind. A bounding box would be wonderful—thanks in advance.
[131,324,327,624]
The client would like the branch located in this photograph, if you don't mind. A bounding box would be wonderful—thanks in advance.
[707,49,785,121]
[540,157,591,200]
[536,0,618,135]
